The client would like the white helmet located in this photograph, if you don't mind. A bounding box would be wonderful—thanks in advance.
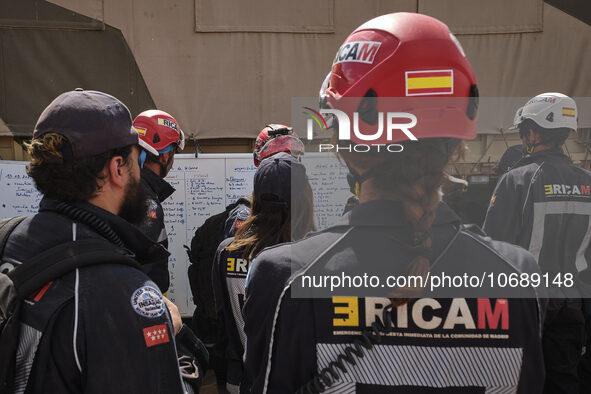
[511,92,577,131]
[508,106,524,130]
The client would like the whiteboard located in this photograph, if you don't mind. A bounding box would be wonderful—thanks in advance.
[0,154,351,316]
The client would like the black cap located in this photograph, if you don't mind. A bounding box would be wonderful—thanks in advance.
[33,89,157,158]
[254,152,308,207]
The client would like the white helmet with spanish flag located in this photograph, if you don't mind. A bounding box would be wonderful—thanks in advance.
[512,93,577,132]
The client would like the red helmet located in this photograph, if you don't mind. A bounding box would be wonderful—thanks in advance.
[253,124,304,167]
[322,12,478,144]
[133,110,185,154]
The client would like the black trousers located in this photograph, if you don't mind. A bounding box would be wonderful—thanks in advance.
[578,314,591,393]
[542,299,585,394]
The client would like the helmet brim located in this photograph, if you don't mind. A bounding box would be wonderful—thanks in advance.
[138,137,159,156]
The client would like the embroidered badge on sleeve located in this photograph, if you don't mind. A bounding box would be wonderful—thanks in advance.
[143,324,170,347]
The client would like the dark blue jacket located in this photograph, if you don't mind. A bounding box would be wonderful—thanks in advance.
[3,198,201,394]
[243,200,545,393]
[212,238,252,388]
[484,149,591,300]
[139,167,175,292]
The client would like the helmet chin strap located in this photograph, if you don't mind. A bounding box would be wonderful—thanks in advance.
[139,150,147,168]
[346,165,380,197]
[138,144,176,175]
[520,129,539,155]
[523,134,540,154]
[525,142,539,154]
[155,144,176,176]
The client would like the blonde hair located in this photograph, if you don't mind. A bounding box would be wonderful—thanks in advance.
[25,133,66,165]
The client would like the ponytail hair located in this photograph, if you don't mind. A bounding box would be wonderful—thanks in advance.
[341,138,462,306]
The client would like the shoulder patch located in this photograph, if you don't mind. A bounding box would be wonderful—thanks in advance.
[143,324,170,347]
[131,286,165,318]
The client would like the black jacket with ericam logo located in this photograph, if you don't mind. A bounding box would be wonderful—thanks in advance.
[483,149,591,299]
[242,200,545,394]
[2,198,198,394]
[212,237,252,388]
[139,167,176,292]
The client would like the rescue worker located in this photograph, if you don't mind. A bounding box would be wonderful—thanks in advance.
[224,124,305,236]
[496,144,523,176]
[243,13,545,393]
[133,110,185,292]
[212,153,315,393]
[187,125,304,391]
[2,89,205,393]
[483,93,591,393]
[495,107,525,176]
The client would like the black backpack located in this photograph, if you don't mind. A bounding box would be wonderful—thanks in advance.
[185,197,250,344]
[0,216,140,394]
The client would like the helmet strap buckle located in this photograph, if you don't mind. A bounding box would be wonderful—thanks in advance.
[347,166,380,197]
[526,143,537,154]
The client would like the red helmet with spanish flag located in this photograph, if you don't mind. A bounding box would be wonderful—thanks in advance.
[321,12,478,144]
[133,110,185,154]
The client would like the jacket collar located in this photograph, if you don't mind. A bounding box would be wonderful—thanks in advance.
[335,199,461,228]
[39,198,170,266]
[514,147,571,168]
[141,167,175,202]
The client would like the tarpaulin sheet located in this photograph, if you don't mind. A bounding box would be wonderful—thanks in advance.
[2,0,591,138]
[0,0,153,137]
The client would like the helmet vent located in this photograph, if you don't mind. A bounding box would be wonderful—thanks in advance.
[546,112,554,122]
[357,89,378,125]
[467,85,479,120]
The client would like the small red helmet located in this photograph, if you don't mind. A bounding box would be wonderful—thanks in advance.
[133,110,185,154]
[322,12,478,144]
[253,124,304,167]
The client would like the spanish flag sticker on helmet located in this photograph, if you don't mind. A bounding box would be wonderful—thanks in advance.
[405,70,454,96]
[562,107,576,118]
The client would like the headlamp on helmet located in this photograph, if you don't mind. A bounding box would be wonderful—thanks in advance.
[253,124,305,167]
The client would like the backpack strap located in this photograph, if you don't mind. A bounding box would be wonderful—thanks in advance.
[0,217,27,259]
[7,238,141,299]
[234,196,251,208]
